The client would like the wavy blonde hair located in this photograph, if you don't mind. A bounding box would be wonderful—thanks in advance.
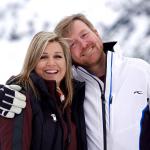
[15,31,73,108]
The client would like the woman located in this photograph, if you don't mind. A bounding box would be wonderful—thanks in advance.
[0,31,87,150]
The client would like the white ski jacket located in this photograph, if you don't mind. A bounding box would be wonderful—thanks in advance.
[72,44,150,150]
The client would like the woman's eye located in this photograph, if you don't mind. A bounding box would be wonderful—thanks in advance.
[40,55,47,59]
[54,55,63,58]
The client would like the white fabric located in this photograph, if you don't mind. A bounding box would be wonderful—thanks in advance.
[72,46,150,150]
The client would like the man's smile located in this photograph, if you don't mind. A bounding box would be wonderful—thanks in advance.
[82,47,94,57]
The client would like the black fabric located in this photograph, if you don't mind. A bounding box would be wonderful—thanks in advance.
[103,41,117,53]
[0,72,87,150]
[140,105,150,150]
[3,110,9,116]
[28,72,87,150]
[71,80,87,150]
[12,112,24,150]
[29,72,63,150]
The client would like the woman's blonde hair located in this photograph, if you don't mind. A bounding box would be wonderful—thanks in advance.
[54,13,95,37]
[15,31,73,109]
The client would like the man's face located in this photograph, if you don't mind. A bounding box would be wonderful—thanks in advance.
[66,20,104,67]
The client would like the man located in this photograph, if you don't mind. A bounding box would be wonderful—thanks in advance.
[0,13,150,150]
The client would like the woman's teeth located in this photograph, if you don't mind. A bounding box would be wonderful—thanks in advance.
[45,70,58,74]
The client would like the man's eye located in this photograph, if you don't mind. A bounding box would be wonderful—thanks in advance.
[70,43,76,48]
[82,32,88,38]
[70,43,75,48]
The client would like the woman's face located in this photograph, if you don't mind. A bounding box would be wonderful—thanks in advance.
[35,41,66,86]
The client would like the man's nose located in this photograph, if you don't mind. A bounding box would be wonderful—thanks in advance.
[80,39,88,49]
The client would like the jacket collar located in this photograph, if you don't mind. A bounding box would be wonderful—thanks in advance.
[30,71,56,98]
[103,41,117,53]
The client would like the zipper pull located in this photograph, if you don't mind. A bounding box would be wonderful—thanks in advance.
[110,96,113,104]
[101,92,105,103]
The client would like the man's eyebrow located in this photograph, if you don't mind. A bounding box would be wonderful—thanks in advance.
[64,38,74,44]
[64,38,73,41]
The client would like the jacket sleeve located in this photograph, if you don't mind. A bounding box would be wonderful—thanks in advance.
[0,94,32,150]
[140,106,150,150]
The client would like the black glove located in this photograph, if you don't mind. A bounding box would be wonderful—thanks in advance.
[0,84,26,118]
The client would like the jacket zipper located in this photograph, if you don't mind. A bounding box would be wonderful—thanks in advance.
[78,68,107,150]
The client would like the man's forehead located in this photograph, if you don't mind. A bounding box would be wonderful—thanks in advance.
[64,29,89,40]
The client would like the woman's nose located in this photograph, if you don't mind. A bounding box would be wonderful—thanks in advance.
[46,58,55,66]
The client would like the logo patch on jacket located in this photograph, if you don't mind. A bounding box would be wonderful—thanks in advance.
[133,91,143,94]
